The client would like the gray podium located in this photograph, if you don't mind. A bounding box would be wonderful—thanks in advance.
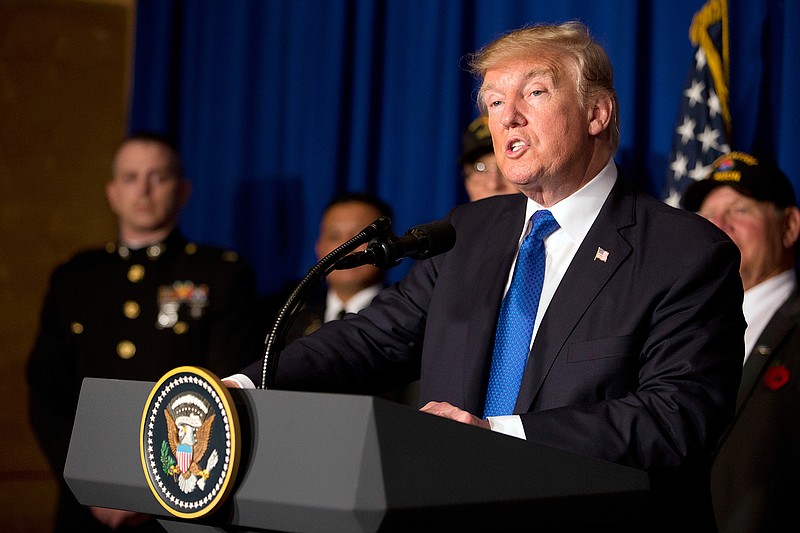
[64,378,650,532]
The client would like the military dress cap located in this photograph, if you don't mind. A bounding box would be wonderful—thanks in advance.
[683,151,797,212]
[459,116,495,166]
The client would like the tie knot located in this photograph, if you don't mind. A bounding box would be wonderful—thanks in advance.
[529,210,559,241]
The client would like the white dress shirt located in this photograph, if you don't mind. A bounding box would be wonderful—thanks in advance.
[488,159,617,439]
[742,269,796,364]
[324,283,383,323]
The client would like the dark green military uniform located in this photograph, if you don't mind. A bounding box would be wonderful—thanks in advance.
[27,230,263,532]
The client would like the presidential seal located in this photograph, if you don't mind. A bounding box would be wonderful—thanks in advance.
[140,366,240,518]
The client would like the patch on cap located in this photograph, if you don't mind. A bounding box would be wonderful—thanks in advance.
[682,151,795,212]
[710,152,759,184]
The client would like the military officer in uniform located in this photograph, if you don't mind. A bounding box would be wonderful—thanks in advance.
[26,132,263,532]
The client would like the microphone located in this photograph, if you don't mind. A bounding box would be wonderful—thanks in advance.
[259,215,393,389]
[335,220,456,270]
[359,215,394,241]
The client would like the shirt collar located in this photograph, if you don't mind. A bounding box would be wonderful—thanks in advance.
[325,283,384,321]
[523,157,617,243]
[743,269,797,322]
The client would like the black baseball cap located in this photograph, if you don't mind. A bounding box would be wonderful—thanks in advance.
[459,116,494,166]
[682,151,796,212]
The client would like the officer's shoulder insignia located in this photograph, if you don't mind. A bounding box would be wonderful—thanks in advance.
[140,366,240,519]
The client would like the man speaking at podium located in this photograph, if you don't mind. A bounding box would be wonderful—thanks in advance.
[228,21,744,530]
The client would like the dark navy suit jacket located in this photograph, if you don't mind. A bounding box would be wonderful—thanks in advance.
[243,177,745,529]
[712,288,800,532]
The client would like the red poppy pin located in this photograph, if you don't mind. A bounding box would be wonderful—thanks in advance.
[763,365,790,391]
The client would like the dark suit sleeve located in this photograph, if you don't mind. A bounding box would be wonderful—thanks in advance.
[241,256,435,393]
[518,238,744,470]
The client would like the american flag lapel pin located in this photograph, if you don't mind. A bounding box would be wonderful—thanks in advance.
[594,247,609,262]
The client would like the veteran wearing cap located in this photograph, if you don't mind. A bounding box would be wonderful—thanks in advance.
[26,132,263,532]
[459,116,520,201]
[683,151,800,533]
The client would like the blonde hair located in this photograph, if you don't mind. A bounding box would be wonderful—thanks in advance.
[467,21,620,152]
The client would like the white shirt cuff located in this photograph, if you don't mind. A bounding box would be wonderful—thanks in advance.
[487,415,527,439]
[225,373,256,389]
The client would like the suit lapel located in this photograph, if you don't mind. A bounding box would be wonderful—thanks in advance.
[736,289,800,410]
[460,197,528,414]
[515,179,635,412]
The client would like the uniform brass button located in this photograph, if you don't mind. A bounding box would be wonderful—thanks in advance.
[105,242,116,254]
[173,321,189,334]
[185,243,197,255]
[70,322,84,334]
[147,245,162,258]
[128,264,145,282]
[118,245,131,259]
[123,300,140,319]
[117,340,136,359]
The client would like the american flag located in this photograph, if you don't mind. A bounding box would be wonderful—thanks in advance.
[663,0,731,207]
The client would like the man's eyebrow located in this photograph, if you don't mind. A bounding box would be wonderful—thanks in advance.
[522,67,555,83]
[482,67,555,94]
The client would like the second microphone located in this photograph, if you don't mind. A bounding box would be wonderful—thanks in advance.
[335,220,456,270]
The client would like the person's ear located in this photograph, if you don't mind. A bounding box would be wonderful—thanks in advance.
[587,94,612,136]
[781,206,800,249]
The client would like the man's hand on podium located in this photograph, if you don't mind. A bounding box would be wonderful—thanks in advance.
[420,401,491,429]
[222,378,242,388]
[219,381,492,431]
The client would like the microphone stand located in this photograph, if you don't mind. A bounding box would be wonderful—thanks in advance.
[259,216,392,389]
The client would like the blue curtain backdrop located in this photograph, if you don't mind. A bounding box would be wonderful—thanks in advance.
[128,0,799,297]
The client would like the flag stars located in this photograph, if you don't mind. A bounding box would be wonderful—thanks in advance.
[689,162,713,182]
[684,79,706,107]
[697,124,722,153]
[676,117,696,144]
[707,90,721,118]
[695,48,707,69]
[670,152,689,180]
[663,17,729,205]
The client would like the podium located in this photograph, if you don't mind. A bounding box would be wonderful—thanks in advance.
[64,378,650,532]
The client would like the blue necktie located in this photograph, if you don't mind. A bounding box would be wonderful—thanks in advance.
[484,210,559,418]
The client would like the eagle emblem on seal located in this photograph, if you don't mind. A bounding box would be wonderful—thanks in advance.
[162,392,219,494]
